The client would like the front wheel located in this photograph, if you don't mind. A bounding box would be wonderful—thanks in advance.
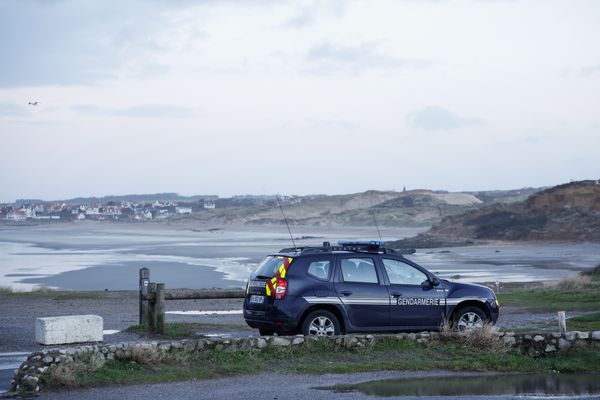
[453,306,488,331]
[302,310,341,336]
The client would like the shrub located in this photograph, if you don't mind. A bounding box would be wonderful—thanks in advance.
[437,319,510,354]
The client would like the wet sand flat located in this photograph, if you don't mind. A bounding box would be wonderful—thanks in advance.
[0,222,599,291]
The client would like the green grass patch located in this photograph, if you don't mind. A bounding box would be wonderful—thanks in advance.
[127,323,198,339]
[126,322,251,340]
[43,338,600,390]
[498,284,600,312]
[567,312,600,331]
[581,264,600,281]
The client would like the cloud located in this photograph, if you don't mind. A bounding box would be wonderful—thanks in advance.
[580,65,600,77]
[283,0,345,28]
[0,103,29,117]
[305,42,431,74]
[406,106,484,130]
[71,104,197,118]
[0,1,173,87]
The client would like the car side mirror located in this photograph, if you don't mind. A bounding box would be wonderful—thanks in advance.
[421,277,440,289]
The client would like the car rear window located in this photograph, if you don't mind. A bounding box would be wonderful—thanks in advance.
[307,260,331,281]
[251,256,290,279]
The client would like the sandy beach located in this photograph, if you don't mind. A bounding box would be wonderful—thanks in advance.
[0,222,598,291]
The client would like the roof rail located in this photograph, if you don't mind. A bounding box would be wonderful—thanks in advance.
[278,240,397,255]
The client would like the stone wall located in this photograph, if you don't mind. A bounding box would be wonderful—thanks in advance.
[10,330,600,393]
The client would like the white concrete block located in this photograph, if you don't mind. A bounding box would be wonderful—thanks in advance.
[35,315,103,345]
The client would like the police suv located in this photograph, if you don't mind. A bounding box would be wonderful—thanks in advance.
[243,241,499,336]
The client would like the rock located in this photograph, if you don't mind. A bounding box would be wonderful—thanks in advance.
[272,337,291,347]
[42,356,54,364]
[577,332,589,339]
[591,331,600,340]
[565,332,577,341]
[158,344,171,352]
[503,336,516,346]
[22,376,39,391]
[552,332,562,338]
[257,338,267,349]
[533,335,544,342]
[545,344,557,353]
[292,337,304,345]
[558,338,571,350]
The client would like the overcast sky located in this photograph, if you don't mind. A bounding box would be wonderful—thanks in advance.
[1,0,599,202]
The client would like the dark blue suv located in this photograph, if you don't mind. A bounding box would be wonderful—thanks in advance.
[243,241,499,336]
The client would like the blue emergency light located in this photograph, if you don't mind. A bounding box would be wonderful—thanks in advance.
[338,240,386,247]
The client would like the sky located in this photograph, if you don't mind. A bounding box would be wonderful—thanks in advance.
[1,0,599,202]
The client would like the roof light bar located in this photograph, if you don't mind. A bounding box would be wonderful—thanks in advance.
[337,240,386,247]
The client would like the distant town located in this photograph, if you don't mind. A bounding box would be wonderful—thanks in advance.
[0,195,303,222]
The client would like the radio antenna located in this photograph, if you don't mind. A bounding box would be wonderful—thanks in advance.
[277,195,296,248]
[372,211,382,242]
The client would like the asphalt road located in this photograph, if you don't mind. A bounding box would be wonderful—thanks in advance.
[38,371,600,400]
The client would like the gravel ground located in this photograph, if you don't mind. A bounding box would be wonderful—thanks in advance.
[0,292,252,353]
[1,293,587,353]
[1,293,597,398]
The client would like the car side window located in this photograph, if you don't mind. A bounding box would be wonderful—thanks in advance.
[383,258,428,286]
[307,260,331,281]
[340,258,378,284]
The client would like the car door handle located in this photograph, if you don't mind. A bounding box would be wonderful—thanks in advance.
[390,292,402,298]
[340,290,353,296]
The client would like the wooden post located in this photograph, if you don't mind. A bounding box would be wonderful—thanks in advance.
[148,283,157,333]
[156,283,166,335]
[558,311,567,334]
[139,268,150,325]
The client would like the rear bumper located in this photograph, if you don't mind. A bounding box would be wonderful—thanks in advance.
[243,309,298,333]
[243,298,303,333]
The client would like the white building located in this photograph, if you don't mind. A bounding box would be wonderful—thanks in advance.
[176,207,192,215]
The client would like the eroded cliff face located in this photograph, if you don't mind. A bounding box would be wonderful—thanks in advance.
[390,180,600,248]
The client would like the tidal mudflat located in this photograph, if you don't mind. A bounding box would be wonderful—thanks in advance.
[0,222,422,291]
[0,222,597,291]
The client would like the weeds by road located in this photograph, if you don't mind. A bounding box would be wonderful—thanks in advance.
[42,337,600,390]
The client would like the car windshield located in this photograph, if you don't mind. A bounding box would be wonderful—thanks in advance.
[251,256,287,279]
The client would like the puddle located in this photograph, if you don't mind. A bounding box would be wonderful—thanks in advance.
[166,310,242,316]
[318,373,600,397]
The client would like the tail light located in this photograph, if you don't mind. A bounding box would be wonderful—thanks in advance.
[275,280,287,300]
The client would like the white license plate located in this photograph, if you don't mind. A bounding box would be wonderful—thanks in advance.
[249,295,265,304]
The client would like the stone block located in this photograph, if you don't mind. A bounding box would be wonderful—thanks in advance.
[591,331,600,340]
[35,315,103,345]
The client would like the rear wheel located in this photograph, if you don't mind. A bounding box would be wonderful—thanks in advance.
[302,310,341,336]
[453,306,488,331]
[258,329,274,336]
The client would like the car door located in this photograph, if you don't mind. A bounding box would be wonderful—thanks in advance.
[382,257,445,329]
[334,256,389,328]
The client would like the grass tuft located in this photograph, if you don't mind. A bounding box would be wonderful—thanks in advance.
[581,264,600,281]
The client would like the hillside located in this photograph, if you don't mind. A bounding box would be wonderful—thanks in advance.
[388,180,600,248]
[173,189,508,227]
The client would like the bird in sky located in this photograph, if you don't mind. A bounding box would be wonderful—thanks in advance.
[28,101,39,106]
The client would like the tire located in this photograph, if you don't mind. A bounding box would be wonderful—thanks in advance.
[453,306,488,332]
[258,329,274,336]
[302,310,341,336]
